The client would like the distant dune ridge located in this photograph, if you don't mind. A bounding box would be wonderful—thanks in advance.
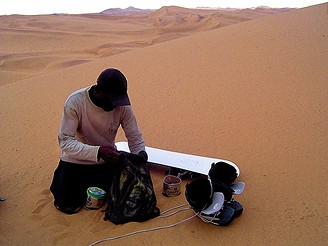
[0,3,327,246]
[0,6,291,86]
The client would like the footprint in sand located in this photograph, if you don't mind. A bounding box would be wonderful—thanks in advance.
[32,189,52,214]
[32,198,50,214]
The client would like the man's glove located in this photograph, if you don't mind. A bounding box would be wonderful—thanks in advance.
[138,150,148,162]
[98,146,121,162]
[119,150,148,163]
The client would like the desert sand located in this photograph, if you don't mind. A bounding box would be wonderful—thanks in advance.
[0,3,327,246]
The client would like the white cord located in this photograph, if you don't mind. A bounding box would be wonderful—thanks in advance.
[160,203,189,215]
[158,203,191,218]
[158,207,191,218]
[89,212,198,246]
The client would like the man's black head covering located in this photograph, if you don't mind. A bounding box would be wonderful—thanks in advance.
[97,68,130,106]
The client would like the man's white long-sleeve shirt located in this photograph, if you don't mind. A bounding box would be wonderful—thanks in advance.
[58,87,145,164]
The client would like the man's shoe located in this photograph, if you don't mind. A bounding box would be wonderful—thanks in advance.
[54,202,82,214]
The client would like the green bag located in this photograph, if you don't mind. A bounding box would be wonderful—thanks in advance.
[104,156,160,224]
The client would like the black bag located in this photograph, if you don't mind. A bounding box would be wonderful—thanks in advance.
[104,156,160,224]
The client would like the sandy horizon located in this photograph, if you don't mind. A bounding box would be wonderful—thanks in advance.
[0,6,291,86]
[0,3,327,245]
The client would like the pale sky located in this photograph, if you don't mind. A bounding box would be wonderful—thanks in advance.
[1,0,325,15]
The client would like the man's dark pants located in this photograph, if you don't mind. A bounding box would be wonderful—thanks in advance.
[50,160,117,209]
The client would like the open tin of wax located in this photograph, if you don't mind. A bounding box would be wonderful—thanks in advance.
[162,175,181,197]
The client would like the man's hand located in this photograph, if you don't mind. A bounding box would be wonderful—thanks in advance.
[137,150,148,162]
[119,150,148,163]
[98,146,121,162]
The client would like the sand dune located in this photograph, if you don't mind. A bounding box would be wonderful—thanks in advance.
[0,3,327,246]
[0,7,289,86]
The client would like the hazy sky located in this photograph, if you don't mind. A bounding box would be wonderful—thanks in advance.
[1,0,325,15]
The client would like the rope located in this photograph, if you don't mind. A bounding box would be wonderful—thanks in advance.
[89,205,197,246]
[158,203,190,218]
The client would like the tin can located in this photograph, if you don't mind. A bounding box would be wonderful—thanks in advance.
[85,187,106,209]
[162,175,181,197]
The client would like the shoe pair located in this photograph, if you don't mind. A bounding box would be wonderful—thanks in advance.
[54,202,82,215]
[199,200,243,226]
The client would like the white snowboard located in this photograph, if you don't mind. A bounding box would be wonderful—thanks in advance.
[115,142,240,177]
